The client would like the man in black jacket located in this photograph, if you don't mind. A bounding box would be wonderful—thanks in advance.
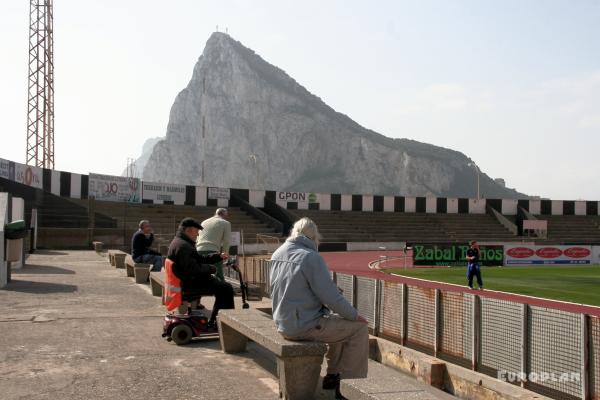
[466,240,483,290]
[167,217,235,328]
[131,220,164,271]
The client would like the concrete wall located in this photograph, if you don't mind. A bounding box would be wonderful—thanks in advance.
[10,197,24,269]
[0,193,8,288]
[469,199,486,214]
[2,155,599,216]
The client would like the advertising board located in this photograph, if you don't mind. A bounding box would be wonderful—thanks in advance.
[413,243,504,266]
[276,191,317,206]
[208,187,230,200]
[89,173,141,203]
[504,245,592,265]
[14,162,43,189]
[142,181,186,204]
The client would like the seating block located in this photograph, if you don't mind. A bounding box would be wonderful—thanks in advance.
[107,249,126,268]
[150,271,165,302]
[218,309,327,400]
[125,254,151,283]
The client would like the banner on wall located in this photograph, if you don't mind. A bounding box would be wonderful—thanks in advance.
[276,191,317,206]
[142,181,185,204]
[591,246,600,265]
[88,173,141,203]
[14,162,43,189]
[230,232,240,247]
[208,187,230,200]
[0,158,9,180]
[504,245,592,265]
[413,243,504,266]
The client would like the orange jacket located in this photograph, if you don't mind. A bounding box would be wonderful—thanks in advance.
[164,258,182,311]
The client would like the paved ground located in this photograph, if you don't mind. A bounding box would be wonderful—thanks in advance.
[0,250,281,400]
[0,250,458,400]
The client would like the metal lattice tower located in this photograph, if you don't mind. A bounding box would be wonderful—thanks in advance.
[26,0,55,169]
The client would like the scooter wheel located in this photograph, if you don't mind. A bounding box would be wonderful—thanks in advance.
[171,324,193,345]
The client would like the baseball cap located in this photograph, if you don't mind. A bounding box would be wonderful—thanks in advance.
[179,217,203,230]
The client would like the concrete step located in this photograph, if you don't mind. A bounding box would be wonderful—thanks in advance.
[332,360,455,400]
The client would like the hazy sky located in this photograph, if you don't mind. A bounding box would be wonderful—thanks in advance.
[1,1,599,200]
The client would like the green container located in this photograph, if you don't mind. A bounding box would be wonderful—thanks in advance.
[5,220,28,240]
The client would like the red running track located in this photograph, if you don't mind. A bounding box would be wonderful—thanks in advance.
[321,251,600,317]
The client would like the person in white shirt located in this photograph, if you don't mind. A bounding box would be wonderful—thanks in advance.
[196,208,231,282]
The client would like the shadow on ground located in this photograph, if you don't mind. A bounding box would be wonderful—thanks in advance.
[12,264,75,275]
[4,280,77,294]
[30,250,70,256]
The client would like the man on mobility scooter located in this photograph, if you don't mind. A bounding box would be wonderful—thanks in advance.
[162,217,235,345]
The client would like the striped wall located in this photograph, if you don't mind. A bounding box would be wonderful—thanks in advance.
[2,157,599,216]
[260,189,600,216]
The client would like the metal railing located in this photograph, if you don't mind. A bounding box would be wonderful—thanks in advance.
[245,259,593,400]
[256,233,281,245]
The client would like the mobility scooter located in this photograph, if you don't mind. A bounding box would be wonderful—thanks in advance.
[162,256,250,345]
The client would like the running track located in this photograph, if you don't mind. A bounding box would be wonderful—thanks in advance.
[321,251,600,317]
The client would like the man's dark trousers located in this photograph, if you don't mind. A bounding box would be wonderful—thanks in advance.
[185,276,234,323]
[467,262,483,288]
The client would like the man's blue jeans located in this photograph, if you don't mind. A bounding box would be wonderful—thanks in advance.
[136,254,165,272]
[467,262,483,288]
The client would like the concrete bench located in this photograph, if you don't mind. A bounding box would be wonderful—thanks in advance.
[92,241,103,252]
[107,249,126,268]
[150,271,165,301]
[218,309,327,400]
[125,254,151,283]
[158,244,169,256]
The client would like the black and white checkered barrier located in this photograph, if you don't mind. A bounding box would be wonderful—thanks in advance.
[1,157,598,215]
[263,191,600,216]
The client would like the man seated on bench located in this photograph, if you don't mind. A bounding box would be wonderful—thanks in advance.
[132,220,164,272]
[167,217,235,330]
[270,217,369,400]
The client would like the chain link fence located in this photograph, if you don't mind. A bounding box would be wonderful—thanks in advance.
[246,260,593,400]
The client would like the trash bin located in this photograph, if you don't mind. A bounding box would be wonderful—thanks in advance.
[5,220,28,263]
[5,220,28,240]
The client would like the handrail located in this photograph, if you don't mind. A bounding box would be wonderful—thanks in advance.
[263,197,295,236]
[256,233,281,245]
[230,194,283,234]
[486,203,518,235]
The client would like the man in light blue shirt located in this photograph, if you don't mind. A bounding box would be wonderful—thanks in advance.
[270,218,368,400]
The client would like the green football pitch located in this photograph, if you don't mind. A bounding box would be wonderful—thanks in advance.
[385,265,600,306]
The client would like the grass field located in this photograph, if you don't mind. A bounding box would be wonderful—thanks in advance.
[385,265,600,306]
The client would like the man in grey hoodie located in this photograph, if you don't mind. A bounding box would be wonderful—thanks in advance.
[269,217,368,400]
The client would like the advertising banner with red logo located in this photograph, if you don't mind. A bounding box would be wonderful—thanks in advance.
[14,162,43,190]
[89,173,141,203]
[505,245,592,265]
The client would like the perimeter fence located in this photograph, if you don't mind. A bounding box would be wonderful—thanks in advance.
[239,258,595,400]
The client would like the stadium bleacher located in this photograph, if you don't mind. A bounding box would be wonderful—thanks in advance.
[534,214,600,244]
[290,209,517,243]
[70,199,280,244]
[5,175,600,249]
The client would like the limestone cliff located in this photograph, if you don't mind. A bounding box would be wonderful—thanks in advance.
[142,33,524,198]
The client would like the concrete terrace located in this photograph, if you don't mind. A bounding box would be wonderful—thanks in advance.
[0,251,455,400]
